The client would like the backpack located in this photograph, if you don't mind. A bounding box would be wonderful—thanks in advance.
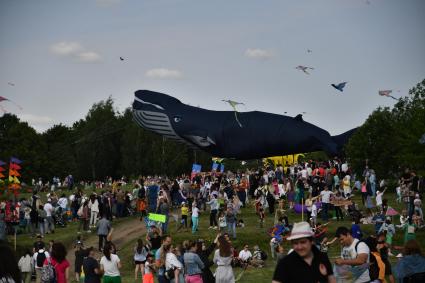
[355,241,383,281]
[36,251,47,268]
[260,250,268,261]
[40,257,57,283]
[138,187,146,199]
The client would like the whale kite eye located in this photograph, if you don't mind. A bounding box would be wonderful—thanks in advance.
[174,116,182,123]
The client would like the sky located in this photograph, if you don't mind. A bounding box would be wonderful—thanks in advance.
[1,0,424,135]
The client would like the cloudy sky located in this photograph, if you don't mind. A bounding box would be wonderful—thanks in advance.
[1,0,424,134]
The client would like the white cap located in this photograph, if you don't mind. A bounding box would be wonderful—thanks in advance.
[287,221,314,241]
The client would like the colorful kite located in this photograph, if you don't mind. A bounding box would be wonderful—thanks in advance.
[296,65,314,75]
[222,99,245,127]
[332,82,347,92]
[378,90,398,101]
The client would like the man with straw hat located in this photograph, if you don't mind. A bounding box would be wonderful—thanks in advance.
[272,221,336,283]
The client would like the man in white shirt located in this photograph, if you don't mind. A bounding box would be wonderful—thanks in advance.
[335,227,370,283]
[43,199,55,234]
[320,186,333,221]
[238,244,253,263]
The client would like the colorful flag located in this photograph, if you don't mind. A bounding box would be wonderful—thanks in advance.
[0,172,4,178]
[10,163,21,170]
[212,162,219,171]
[220,164,225,173]
[0,167,5,172]
[9,176,14,182]
[13,176,20,184]
[0,160,6,166]
[10,157,22,164]
[9,169,20,177]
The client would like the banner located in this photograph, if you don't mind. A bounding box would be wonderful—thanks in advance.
[212,162,219,171]
[220,164,225,173]
[148,213,166,223]
[191,163,202,179]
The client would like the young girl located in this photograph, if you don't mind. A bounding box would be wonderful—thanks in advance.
[134,239,148,281]
[142,254,155,283]
[191,201,199,234]
[176,202,188,232]
[218,211,227,231]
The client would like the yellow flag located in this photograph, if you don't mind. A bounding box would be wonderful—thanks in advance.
[13,176,20,184]
[9,175,14,182]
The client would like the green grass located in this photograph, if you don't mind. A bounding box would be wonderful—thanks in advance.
[115,191,424,283]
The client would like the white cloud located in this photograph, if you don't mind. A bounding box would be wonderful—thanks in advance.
[245,48,274,59]
[17,114,55,132]
[145,68,183,79]
[50,41,82,56]
[95,0,122,7]
[50,41,102,63]
[76,51,102,62]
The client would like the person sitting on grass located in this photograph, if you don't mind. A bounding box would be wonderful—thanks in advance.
[238,244,252,267]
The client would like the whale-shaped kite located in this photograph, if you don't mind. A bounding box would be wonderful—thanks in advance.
[132,90,357,159]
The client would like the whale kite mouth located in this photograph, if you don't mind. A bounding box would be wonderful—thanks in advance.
[134,97,165,111]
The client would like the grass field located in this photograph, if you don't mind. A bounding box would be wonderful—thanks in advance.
[7,188,424,283]
[113,190,424,283]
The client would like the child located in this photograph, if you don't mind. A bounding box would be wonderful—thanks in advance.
[375,188,387,211]
[396,209,409,229]
[379,217,395,255]
[218,211,227,232]
[396,186,402,203]
[403,220,416,244]
[191,201,199,234]
[176,202,188,232]
[310,199,318,227]
[259,206,265,228]
[142,254,155,283]
[413,194,423,223]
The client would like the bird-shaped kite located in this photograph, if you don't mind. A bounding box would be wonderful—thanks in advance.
[7,82,15,86]
[222,99,245,127]
[296,65,314,75]
[307,49,312,53]
[120,57,124,61]
[331,82,347,92]
[419,133,425,145]
[0,96,22,113]
[378,90,398,101]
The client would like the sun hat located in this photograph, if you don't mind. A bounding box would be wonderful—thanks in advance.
[286,221,314,241]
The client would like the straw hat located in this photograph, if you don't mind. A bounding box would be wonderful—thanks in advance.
[287,221,314,240]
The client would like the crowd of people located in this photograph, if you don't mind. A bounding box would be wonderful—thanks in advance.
[1,158,425,283]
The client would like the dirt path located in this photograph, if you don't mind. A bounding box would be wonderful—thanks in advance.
[66,217,147,274]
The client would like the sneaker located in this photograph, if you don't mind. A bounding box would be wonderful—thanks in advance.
[208,226,213,229]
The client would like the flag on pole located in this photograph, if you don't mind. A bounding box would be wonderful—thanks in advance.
[13,176,20,184]
[10,157,22,164]
[0,161,6,166]
[10,163,21,170]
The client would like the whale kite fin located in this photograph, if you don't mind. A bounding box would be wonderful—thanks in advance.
[331,128,358,152]
[294,114,304,122]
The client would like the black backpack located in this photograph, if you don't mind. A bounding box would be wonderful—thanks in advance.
[355,241,380,281]
[138,187,146,199]
[36,251,47,268]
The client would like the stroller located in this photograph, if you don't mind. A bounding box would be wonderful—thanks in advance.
[53,207,66,228]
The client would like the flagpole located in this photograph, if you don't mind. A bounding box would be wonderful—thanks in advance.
[301,198,304,222]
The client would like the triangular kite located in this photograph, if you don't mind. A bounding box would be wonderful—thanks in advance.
[9,176,14,182]
[9,169,20,177]
[10,163,21,170]
[0,161,6,166]
[10,157,22,164]
[0,167,5,172]
[13,176,20,184]
[0,172,4,178]
[378,90,398,101]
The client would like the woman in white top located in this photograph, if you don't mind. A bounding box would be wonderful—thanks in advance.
[214,235,234,283]
[133,239,148,280]
[163,245,184,283]
[18,249,33,283]
[100,243,122,283]
[88,194,99,228]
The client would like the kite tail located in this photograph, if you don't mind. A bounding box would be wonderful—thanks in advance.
[389,95,399,101]
[234,111,243,128]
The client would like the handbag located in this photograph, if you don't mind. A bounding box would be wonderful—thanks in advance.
[165,266,176,280]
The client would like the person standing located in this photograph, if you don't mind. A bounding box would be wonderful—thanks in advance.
[100,243,122,283]
[89,195,99,229]
[320,186,333,221]
[213,236,234,283]
[133,239,148,281]
[43,242,70,283]
[18,249,33,283]
[33,247,50,283]
[192,202,200,234]
[83,248,102,283]
[206,195,219,230]
[334,226,370,283]
[272,222,335,283]
[96,215,111,251]
[44,199,55,234]
[78,200,90,233]
[184,241,205,283]
[226,207,237,239]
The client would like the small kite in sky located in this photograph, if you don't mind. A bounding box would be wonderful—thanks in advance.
[296,65,314,75]
[120,57,124,61]
[378,90,399,101]
[331,82,347,92]
[222,99,245,128]
[419,133,425,145]
[0,96,23,112]
[307,49,312,53]
[8,82,15,86]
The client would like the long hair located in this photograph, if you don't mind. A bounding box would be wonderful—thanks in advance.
[103,243,112,261]
[218,236,232,257]
[0,241,22,283]
[159,244,171,266]
[51,242,67,263]
[136,239,144,254]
